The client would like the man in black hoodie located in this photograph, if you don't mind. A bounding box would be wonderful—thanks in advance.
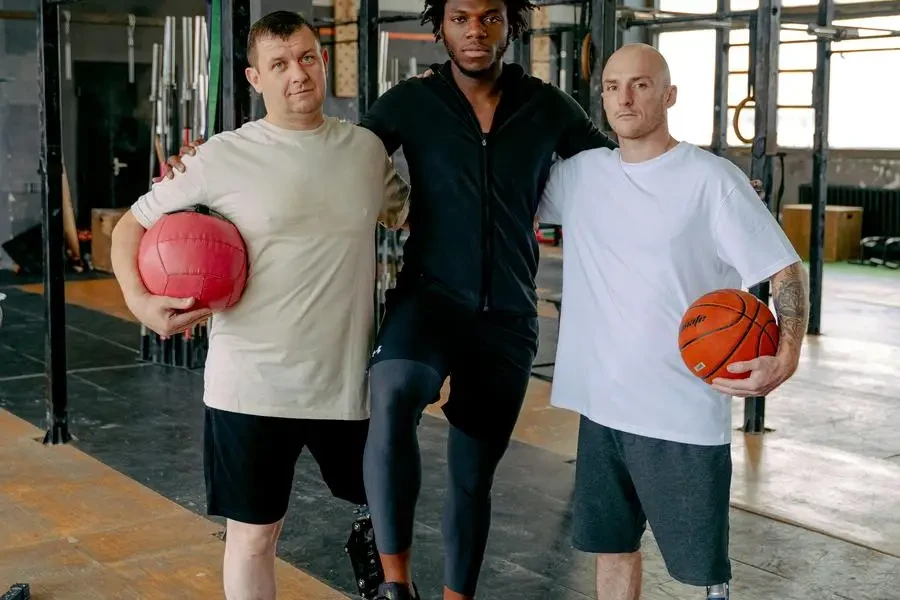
[163,1,616,597]
[358,0,616,598]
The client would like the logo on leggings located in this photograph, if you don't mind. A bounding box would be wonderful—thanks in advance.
[371,345,382,358]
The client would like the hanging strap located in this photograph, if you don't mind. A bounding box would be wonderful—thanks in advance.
[207,0,221,136]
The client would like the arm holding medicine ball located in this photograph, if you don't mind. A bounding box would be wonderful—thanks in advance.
[111,152,213,337]
[709,178,809,398]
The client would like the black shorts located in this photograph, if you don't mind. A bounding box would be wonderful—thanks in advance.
[571,415,732,586]
[369,285,539,445]
[203,407,369,525]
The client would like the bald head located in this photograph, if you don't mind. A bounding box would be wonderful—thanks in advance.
[603,43,671,87]
[600,43,676,142]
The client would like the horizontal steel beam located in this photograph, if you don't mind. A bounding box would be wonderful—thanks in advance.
[624,1,900,31]
[0,9,167,27]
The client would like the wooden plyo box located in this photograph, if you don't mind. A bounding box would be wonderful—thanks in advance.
[781,204,863,262]
[91,207,129,273]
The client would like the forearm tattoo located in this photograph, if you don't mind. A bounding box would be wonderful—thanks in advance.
[771,262,809,349]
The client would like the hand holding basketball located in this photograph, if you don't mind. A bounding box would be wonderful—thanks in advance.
[709,355,794,397]
[679,288,794,397]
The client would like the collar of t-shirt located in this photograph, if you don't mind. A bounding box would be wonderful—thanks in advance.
[617,141,688,172]
[255,116,331,141]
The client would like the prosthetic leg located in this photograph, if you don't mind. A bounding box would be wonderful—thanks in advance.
[1,584,30,600]
[345,505,384,599]
[707,582,730,599]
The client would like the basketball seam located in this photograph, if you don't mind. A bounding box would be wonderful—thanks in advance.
[679,317,743,351]
[687,302,746,312]
[706,294,759,378]
[679,294,747,351]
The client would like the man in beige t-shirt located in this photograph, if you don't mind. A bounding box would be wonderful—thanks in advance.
[110,11,407,600]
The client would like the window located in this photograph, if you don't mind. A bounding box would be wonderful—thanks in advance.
[658,0,716,13]
[828,15,900,149]
[731,0,876,7]
[657,30,717,146]
[647,7,899,149]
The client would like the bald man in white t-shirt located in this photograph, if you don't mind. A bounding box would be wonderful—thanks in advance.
[110,12,407,600]
[537,44,809,600]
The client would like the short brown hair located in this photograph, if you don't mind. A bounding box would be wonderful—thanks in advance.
[248,11,318,68]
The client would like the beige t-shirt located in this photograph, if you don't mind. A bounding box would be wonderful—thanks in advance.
[131,117,409,420]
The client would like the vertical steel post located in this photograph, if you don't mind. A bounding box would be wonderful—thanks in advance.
[745,0,780,434]
[808,0,832,335]
[248,0,265,120]
[358,0,381,324]
[512,33,531,73]
[711,0,730,155]
[590,0,618,132]
[221,0,252,131]
[38,0,71,445]
[559,30,573,94]
[358,0,379,115]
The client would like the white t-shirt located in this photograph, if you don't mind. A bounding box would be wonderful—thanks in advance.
[537,142,800,446]
[131,117,409,421]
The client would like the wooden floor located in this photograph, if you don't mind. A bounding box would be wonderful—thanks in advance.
[442,331,900,560]
[17,279,137,324]
[434,258,900,564]
[0,410,347,599]
[4,257,900,598]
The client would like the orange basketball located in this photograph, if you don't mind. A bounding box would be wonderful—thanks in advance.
[678,289,779,384]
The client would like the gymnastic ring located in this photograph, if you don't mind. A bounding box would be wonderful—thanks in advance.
[581,32,592,81]
[733,95,755,144]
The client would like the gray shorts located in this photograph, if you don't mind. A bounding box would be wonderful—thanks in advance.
[571,415,732,587]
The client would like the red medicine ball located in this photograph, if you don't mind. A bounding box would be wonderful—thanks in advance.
[137,210,248,311]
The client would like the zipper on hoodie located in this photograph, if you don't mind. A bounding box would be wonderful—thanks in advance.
[480,134,491,312]
[437,69,498,312]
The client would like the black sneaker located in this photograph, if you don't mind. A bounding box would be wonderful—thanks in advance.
[373,582,420,600]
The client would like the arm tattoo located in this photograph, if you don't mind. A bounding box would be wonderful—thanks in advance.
[771,262,809,352]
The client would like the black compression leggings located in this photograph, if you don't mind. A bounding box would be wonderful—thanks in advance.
[363,359,508,597]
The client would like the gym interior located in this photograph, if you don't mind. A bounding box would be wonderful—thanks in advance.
[1,0,899,598]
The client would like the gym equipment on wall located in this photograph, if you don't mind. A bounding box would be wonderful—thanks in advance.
[147,14,209,185]
[142,12,212,369]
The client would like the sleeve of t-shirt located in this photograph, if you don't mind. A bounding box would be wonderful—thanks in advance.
[131,151,207,229]
[378,153,411,230]
[536,157,580,225]
[713,180,802,288]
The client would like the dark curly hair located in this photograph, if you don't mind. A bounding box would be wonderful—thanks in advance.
[420,0,536,42]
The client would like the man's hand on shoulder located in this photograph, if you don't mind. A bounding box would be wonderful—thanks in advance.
[750,179,764,200]
[153,137,205,183]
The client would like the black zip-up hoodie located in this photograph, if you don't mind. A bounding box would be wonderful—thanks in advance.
[360,60,617,317]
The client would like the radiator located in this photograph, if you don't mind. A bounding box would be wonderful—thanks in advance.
[797,184,900,238]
